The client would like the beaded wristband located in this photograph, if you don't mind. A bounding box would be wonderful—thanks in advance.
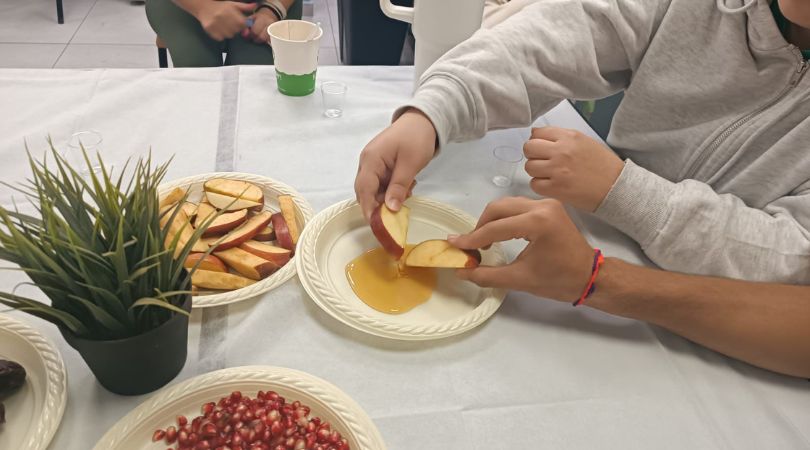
[572,248,604,307]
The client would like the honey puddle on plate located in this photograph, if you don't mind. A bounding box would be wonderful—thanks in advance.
[345,246,437,314]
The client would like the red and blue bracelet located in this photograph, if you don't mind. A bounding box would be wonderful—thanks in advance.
[573,248,604,307]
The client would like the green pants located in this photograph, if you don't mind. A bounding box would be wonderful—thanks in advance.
[145,0,303,67]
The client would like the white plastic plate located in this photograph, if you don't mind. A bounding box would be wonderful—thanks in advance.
[93,365,386,450]
[0,314,67,450]
[296,197,507,340]
[159,172,314,308]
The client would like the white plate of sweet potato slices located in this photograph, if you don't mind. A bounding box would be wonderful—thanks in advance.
[158,173,314,308]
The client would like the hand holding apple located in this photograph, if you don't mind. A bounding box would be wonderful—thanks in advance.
[354,108,437,221]
[449,197,595,302]
[523,127,624,212]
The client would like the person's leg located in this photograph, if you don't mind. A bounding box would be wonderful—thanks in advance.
[145,0,224,67]
[224,0,304,65]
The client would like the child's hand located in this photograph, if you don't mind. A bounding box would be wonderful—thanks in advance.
[449,197,594,302]
[523,127,624,212]
[354,109,437,221]
[245,8,278,43]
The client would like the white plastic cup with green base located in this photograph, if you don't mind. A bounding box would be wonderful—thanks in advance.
[267,20,323,96]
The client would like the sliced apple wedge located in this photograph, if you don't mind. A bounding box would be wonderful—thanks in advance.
[214,247,279,280]
[200,209,248,237]
[369,204,410,260]
[239,240,292,267]
[404,239,481,268]
[206,191,263,212]
[180,202,198,220]
[253,225,275,242]
[194,202,217,228]
[211,211,273,251]
[271,213,294,251]
[159,187,186,210]
[201,235,226,248]
[184,253,228,273]
[204,178,264,204]
[161,208,207,258]
[192,270,256,290]
[278,195,300,246]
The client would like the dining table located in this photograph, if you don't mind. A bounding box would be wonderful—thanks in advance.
[0,65,808,450]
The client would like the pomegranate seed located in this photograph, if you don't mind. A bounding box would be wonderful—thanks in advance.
[328,431,340,444]
[195,441,211,450]
[153,430,166,442]
[188,432,199,444]
[178,430,190,445]
[270,420,282,436]
[316,429,330,442]
[192,417,203,433]
[178,415,188,427]
[201,423,217,438]
[166,426,178,444]
[202,402,216,416]
[294,438,306,450]
[231,391,242,401]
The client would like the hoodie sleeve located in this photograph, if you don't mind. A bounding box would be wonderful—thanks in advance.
[595,160,810,283]
[396,0,672,147]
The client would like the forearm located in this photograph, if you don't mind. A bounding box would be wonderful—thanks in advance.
[587,258,810,378]
[595,160,810,283]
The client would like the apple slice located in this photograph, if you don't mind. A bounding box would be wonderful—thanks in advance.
[239,241,292,267]
[201,235,226,248]
[159,187,186,210]
[211,211,273,251]
[204,178,264,204]
[253,225,275,242]
[184,253,228,273]
[206,191,263,212]
[214,247,279,280]
[194,202,217,228]
[369,204,410,260]
[404,239,481,268]
[277,195,300,246]
[191,270,256,290]
[271,213,294,251]
[181,202,198,220]
[161,208,207,258]
[199,209,248,237]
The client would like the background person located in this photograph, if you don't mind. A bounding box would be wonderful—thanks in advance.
[146,0,302,67]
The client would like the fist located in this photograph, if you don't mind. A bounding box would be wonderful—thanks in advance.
[523,127,624,212]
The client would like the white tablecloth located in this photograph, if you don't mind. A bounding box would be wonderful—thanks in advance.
[0,66,808,450]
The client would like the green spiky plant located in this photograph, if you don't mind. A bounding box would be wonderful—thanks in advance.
[0,142,210,340]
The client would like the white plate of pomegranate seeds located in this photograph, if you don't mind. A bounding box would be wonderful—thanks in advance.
[296,198,508,341]
[0,314,67,450]
[93,365,385,450]
[159,173,314,309]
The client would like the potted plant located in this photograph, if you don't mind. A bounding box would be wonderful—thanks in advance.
[0,144,211,395]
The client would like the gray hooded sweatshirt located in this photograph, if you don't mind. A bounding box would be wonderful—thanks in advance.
[400,0,810,284]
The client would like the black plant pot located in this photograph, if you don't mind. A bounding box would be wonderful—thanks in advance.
[60,296,191,396]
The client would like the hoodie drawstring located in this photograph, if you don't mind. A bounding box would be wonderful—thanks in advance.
[716,0,758,14]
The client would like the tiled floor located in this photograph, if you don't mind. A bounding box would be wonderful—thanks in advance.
[0,0,341,68]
